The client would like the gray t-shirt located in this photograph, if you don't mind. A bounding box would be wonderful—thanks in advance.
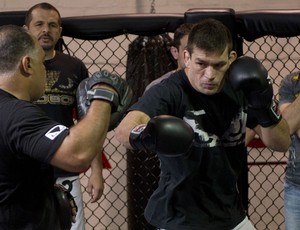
[279,71,300,185]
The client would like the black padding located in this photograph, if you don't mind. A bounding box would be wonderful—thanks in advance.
[0,11,26,26]
[61,14,184,40]
[236,10,300,41]
[184,8,236,34]
[184,8,238,51]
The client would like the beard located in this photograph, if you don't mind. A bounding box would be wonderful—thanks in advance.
[41,43,54,51]
[39,34,55,51]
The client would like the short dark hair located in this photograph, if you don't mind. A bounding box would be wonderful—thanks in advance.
[0,25,35,72]
[187,18,233,56]
[25,2,61,26]
[173,23,194,50]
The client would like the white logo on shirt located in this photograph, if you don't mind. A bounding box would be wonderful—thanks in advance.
[45,125,68,140]
[184,109,246,148]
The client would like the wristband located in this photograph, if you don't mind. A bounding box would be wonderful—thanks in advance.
[248,100,281,128]
[87,88,119,110]
[129,125,147,151]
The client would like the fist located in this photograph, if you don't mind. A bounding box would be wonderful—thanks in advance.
[130,115,194,156]
[228,56,281,127]
[228,56,273,109]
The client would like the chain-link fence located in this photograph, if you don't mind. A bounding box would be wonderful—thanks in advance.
[63,33,176,229]
[61,33,300,230]
[243,36,300,230]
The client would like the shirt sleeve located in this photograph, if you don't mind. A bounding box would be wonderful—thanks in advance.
[129,81,180,118]
[278,73,298,107]
[7,101,69,163]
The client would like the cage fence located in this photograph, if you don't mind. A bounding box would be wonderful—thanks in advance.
[0,7,299,230]
[63,33,300,230]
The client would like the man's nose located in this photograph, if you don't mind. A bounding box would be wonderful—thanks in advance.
[204,66,215,80]
[42,24,50,32]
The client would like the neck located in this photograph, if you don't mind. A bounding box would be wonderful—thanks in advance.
[0,75,30,101]
[45,49,56,60]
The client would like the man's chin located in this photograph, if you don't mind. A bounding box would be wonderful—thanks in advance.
[41,44,53,51]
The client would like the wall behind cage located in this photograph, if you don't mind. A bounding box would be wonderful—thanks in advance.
[1,0,300,16]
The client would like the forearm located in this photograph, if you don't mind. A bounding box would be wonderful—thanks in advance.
[52,100,111,172]
[115,110,150,149]
[90,150,103,174]
[88,150,104,202]
[254,118,291,152]
[280,97,300,134]
[245,128,256,146]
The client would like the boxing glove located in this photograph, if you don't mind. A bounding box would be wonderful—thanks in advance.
[76,70,133,131]
[129,115,194,157]
[228,56,281,127]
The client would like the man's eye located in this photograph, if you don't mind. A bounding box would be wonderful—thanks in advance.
[214,63,225,69]
[50,24,59,28]
[197,62,206,68]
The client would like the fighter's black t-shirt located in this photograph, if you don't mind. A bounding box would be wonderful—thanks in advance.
[34,51,88,178]
[130,69,248,229]
[0,89,69,229]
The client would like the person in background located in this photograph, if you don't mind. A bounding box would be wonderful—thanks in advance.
[0,24,130,229]
[144,23,194,91]
[115,18,290,229]
[278,71,300,230]
[24,3,102,229]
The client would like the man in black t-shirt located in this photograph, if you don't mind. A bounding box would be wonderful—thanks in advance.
[115,19,291,230]
[24,3,104,229]
[0,24,129,229]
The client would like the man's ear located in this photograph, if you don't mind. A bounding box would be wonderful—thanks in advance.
[23,25,28,30]
[228,51,237,65]
[59,26,62,37]
[183,50,190,68]
[20,56,31,76]
[170,46,179,60]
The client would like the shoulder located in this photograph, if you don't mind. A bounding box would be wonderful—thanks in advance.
[13,100,47,119]
[283,71,300,83]
[280,71,300,89]
[145,70,176,91]
[53,51,88,77]
[55,51,86,66]
[0,98,45,131]
[142,71,188,104]
[152,71,185,94]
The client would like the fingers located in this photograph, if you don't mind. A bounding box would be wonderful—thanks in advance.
[87,174,104,203]
[70,199,77,223]
[88,186,103,203]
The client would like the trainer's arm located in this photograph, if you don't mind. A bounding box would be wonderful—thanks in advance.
[115,110,150,149]
[51,97,111,172]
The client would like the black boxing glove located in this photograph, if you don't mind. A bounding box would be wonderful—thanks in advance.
[129,115,194,157]
[76,70,132,131]
[228,56,281,127]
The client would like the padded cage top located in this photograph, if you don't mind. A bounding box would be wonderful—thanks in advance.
[1,9,300,41]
